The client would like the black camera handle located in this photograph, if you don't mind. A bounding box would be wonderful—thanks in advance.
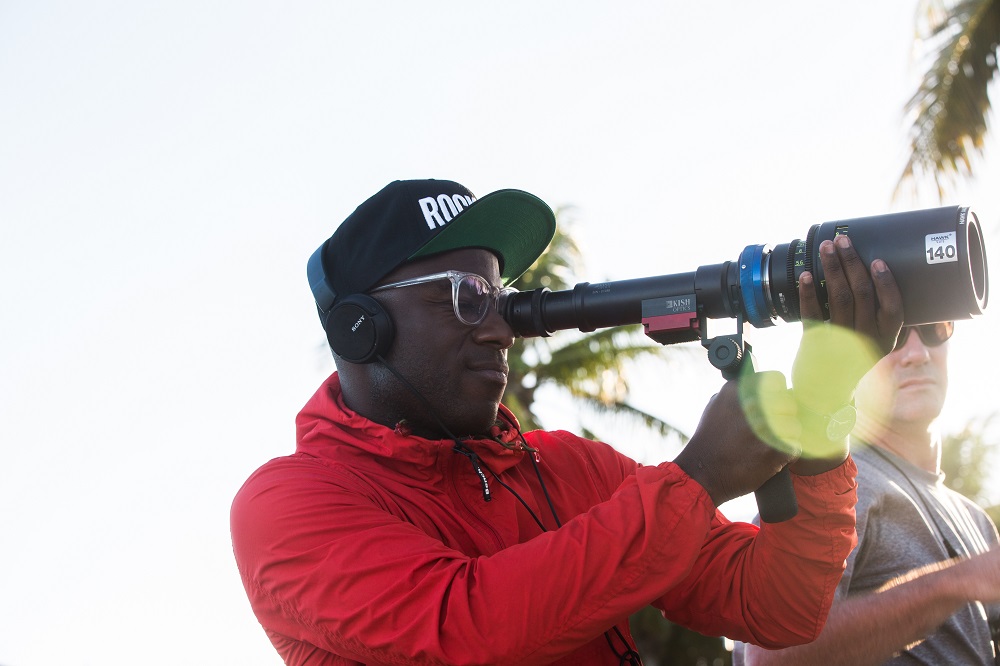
[642,304,798,523]
[704,320,798,523]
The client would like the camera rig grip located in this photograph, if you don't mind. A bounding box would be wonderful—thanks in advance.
[642,301,798,523]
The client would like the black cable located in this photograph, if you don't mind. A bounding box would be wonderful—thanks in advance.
[867,445,964,559]
[376,354,492,500]
[526,431,564,528]
[605,629,642,666]
[478,459,547,531]
[866,443,1000,665]
[478,464,643,666]
[498,414,564,529]
[375,354,642,665]
[493,419,642,665]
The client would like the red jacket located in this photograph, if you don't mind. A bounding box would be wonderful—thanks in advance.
[231,373,858,665]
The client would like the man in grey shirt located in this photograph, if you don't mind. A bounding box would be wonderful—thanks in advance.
[737,322,1000,665]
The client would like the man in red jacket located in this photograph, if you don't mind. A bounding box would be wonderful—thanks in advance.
[231,179,904,665]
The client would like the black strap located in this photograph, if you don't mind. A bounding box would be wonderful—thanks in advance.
[476,432,643,666]
[867,445,999,663]
[867,446,964,558]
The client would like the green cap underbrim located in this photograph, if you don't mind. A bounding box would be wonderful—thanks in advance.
[407,189,556,285]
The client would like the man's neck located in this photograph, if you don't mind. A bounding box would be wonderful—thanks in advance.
[854,416,941,474]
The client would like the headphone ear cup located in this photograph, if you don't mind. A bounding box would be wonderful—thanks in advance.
[326,294,394,364]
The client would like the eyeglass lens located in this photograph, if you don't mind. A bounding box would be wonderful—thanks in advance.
[455,274,494,325]
[893,321,954,350]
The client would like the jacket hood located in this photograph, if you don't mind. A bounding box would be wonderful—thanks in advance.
[295,373,531,473]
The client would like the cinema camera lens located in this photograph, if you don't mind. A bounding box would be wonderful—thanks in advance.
[501,206,989,343]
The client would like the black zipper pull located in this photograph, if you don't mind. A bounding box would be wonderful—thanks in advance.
[453,443,491,502]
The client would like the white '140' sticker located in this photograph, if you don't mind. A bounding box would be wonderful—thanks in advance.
[925,232,958,264]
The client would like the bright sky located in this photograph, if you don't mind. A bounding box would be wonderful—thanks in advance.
[2,2,998,665]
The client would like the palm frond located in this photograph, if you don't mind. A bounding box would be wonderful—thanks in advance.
[540,328,690,395]
[941,411,999,505]
[897,0,1000,199]
[505,206,693,451]
[502,391,543,433]
[546,328,663,374]
[515,206,586,292]
[562,390,690,443]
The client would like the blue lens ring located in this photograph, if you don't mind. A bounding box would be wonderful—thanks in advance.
[739,244,775,328]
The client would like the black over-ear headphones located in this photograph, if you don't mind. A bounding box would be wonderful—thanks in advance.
[307,243,395,364]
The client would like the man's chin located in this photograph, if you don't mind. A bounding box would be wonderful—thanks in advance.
[452,405,502,439]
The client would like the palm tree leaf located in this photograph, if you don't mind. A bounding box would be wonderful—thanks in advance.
[502,391,543,432]
[514,206,586,292]
[543,328,681,386]
[504,206,693,451]
[897,0,1000,198]
[941,411,999,505]
[561,390,690,443]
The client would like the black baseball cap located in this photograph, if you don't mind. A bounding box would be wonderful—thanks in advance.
[308,179,556,313]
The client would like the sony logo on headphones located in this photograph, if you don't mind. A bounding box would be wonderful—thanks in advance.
[351,314,366,332]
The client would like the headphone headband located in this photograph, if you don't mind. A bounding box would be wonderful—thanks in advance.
[307,244,338,314]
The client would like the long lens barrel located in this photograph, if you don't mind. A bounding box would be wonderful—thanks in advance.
[502,205,989,337]
[764,205,988,327]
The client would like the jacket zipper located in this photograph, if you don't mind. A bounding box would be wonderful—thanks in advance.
[448,445,504,551]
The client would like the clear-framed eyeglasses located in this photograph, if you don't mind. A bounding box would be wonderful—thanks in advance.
[369,270,517,326]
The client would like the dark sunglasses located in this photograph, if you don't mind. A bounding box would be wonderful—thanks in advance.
[893,321,954,351]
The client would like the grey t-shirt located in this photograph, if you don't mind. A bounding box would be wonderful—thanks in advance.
[733,444,999,665]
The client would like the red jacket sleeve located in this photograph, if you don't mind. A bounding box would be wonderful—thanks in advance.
[234,455,714,665]
[656,457,859,647]
[232,450,856,665]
